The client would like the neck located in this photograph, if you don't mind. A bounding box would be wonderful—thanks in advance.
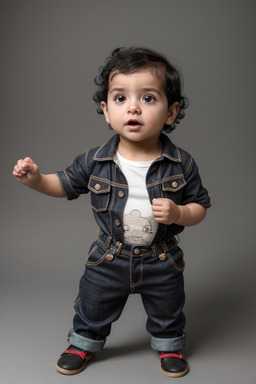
[117,137,162,161]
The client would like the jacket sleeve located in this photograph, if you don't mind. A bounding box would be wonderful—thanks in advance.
[56,152,90,200]
[181,155,211,208]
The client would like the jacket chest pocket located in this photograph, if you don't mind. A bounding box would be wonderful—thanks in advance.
[88,177,111,212]
[161,176,186,203]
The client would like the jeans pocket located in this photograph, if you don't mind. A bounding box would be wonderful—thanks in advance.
[167,246,185,272]
[86,242,114,266]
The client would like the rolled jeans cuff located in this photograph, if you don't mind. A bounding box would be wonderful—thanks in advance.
[151,335,185,351]
[68,330,105,352]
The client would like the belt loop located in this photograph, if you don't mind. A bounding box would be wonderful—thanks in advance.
[151,244,157,257]
[105,236,112,248]
[114,241,123,255]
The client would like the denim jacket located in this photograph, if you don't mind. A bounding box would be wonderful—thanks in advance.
[57,133,211,244]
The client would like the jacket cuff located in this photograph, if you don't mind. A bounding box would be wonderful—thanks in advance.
[56,171,80,200]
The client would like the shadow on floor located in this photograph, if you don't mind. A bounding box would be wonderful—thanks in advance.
[96,338,150,362]
[185,279,254,357]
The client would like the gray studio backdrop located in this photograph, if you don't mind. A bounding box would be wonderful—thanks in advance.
[1,1,256,384]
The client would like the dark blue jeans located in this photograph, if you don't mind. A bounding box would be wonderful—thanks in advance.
[68,233,186,352]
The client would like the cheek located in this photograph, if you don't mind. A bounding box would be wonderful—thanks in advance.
[147,109,168,126]
[108,109,122,125]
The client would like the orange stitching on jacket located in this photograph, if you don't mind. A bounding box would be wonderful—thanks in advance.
[64,170,80,196]
[184,156,193,176]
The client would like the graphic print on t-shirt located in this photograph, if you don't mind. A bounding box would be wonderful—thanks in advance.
[123,209,155,245]
[115,151,158,246]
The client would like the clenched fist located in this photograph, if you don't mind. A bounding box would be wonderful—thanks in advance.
[152,198,181,225]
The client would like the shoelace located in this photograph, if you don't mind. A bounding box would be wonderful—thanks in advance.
[160,352,184,360]
[64,349,87,360]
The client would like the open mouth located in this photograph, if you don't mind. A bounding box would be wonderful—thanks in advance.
[126,119,142,127]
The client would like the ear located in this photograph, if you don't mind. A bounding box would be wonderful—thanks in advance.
[101,101,110,124]
[166,102,179,126]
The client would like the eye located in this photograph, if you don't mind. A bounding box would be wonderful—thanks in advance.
[114,94,126,103]
[142,225,153,234]
[143,95,156,104]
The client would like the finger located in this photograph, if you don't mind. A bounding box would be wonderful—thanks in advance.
[17,158,35,173]
[152,202,165,210]
[16,159,27,171]
[153,198,172,204]
[152,207,163,215]
[23,157,35,168]
[152,198,164,205]
[24,157,33,162]
[23,162,35,172]
[152,209,164,218]
[13,163,26,176]
[13,169,20,177]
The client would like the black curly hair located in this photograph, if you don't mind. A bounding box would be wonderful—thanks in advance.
[93,47,188,132]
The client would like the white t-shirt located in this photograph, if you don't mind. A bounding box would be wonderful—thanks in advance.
[115,152,158,246]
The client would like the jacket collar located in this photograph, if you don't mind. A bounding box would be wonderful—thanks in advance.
[93,134,120,161]
[93,133,182,162]
[160,133,182,162]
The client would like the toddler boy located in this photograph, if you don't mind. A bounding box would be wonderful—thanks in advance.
[13,47,211,377]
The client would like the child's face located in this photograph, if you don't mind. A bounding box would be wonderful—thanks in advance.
[101,67,179,147]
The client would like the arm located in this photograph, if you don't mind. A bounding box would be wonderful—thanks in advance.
[152,198,206,226]
[13,157,66,198]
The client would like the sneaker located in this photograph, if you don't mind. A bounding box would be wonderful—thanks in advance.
[56,345,95,375]
[159,351,189,377]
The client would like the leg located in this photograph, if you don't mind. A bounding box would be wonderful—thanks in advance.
[138,248,188,377]
[57,240,130,374]
[72,242,130,347]
[140,254,186,349]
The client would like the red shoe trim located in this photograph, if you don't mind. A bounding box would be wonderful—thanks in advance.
[64,349,87,360]
[160,352,183,360]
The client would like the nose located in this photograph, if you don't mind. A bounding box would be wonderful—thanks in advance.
[128,100,141,114]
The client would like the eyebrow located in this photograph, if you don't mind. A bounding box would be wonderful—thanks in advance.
[109,87,125,94]
[109,87,162,96]
[143,88,162,96]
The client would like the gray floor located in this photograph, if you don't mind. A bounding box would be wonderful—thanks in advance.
[1,259,255,384]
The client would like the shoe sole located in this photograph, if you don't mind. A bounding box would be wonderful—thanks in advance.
[56,353,95,375]
[160,365,189,378]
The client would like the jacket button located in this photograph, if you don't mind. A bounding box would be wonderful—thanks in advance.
[118,190,125,198]
[106,254,114,261]
[172,181,178,188]
[95,183,101,191]
[114,219,121,226]
[133,248,141,255]
[159,253,166,261]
